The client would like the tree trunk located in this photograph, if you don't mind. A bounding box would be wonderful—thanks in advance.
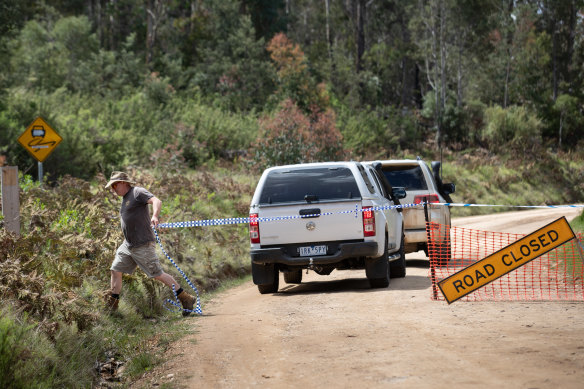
[439,0,446,117]
[551,17,558,101]
[559,112,563,149]
[431,0,441,144]
[356,0,365,73]
[147,0,153,67]
[325,0,332,63]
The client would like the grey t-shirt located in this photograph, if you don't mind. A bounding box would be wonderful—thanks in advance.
[120,186,155,247]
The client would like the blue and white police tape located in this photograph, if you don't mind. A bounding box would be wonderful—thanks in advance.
[156,202,583,229]
[151,201,582,314]
[156,203,420,229]
[153,227,203,315]
[439,203,584,209]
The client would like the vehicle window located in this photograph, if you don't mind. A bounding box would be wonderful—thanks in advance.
[259,167,362,204]
[357,164,376,194]
[382,165,428,191]
[367,168,386,198]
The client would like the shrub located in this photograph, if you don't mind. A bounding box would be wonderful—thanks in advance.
[251,99,345,169]
[266,33,329,113]
[482,105,542,153]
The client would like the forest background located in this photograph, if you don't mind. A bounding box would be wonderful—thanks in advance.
[1,1,584,388]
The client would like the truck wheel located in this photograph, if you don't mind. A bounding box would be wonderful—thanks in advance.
[284,270,303,284]
[367,237,390,288]
[390,233,406,278]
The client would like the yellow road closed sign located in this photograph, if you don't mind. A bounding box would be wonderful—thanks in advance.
[438,217,576,304]
[18,117,62,162]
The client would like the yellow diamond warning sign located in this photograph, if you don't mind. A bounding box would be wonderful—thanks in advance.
[438,217,576,304]
[18,117,62,162]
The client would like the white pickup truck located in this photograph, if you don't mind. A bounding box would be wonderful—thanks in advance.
[248,161,406,294]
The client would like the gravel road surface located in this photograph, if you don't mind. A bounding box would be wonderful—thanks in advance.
[132,207,584,389]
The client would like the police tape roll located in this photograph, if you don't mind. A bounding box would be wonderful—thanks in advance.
[153,227,203,315]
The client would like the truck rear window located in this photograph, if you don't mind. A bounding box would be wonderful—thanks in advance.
[259,167,362,204]
[382,165,428,191]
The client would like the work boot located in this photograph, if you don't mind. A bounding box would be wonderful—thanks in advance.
[177,290,195,317]
[104,294,119,311]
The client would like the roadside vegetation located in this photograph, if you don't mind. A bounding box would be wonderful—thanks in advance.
[1,152,582,388]
[1,1,583,387]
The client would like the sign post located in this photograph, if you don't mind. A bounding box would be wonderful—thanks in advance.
[17,117,62,183]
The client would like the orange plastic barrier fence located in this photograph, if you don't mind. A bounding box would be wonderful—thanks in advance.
[427,222,584,302]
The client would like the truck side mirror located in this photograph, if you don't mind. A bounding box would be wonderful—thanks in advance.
[392,187,407,199]
[442,183,455,195]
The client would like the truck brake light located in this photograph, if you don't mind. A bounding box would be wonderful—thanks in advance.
[414,194,440,204]
[362,206,376,237]
[249,213,260,244]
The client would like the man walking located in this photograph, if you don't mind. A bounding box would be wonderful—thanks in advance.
[104,171,196,316]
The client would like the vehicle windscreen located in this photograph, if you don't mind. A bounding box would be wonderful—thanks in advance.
[259,167,362,204]
[382,165,428,191]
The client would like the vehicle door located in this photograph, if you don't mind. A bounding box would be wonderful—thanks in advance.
[364,166,400,247]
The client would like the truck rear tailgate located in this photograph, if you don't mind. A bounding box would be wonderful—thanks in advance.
[257,201,364,246]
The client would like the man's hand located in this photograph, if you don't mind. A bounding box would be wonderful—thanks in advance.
[151,215,160,228]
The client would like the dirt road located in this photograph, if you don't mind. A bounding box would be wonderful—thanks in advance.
[132,207,584,389]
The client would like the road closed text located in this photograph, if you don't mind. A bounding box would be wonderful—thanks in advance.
[438,217,576,304]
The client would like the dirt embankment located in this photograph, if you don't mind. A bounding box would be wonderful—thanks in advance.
[132,207,584,389]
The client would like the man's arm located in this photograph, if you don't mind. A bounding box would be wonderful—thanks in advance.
[147,196,162,227]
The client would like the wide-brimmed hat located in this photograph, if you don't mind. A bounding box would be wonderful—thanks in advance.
[105,171,136,189]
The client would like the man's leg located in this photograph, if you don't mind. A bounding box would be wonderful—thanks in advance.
[154,271,195,316]
[106,270,123,310]
[153,271,180,290]
[107,242,138,311]
[111,270,123,294]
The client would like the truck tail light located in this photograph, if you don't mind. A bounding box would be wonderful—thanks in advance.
[249,213,260,244]
[414,194,440,204]
[362,206,376,237]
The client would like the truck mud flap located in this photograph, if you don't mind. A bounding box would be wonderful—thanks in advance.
[252,262,277,285]
[365,256,388,279]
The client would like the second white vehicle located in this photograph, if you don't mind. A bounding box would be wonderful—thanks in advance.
[369,158,455,262]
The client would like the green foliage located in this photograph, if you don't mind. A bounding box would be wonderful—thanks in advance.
[175,100,259,167]
[571,210,584,234]
[551,94,582,148]
[0,312,38,389]
[266,33,330,113]
[482,105,542,153]
[126,352,162,378]
[337,105,418,158]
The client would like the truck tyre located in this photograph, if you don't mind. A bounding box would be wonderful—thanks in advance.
[253,263,280,294]
[366,237,390,288]
[390,232,406,278]
[284,269,303,284]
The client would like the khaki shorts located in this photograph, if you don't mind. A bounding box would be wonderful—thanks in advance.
[111,241,163,278]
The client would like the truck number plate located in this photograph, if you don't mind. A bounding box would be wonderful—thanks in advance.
[299,245,327,257]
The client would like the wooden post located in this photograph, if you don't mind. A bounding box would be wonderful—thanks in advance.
[1,166,20,237]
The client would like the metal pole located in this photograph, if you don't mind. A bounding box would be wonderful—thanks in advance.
[424,200,438,300]
[38,161,43,183]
